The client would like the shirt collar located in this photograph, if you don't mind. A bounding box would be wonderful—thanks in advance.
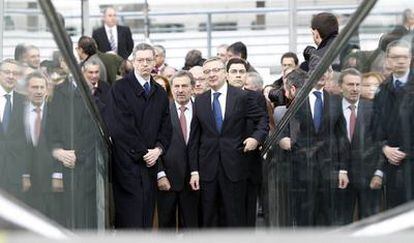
[393,70,410,85]
[0,85,14,99]
[134,71,151,87]
[29,101,45,112]
[175,100,192,111]
[342,98,359,112]
[211,81,228,96]
[104,24,116,32]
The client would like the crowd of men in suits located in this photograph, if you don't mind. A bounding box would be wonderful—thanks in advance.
[1,6,414,231]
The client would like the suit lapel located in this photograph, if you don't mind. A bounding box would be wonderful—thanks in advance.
[127,72,146,99]
[202,90,219,135]
[222,86,236,132]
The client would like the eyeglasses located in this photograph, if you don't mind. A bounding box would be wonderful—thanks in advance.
[135,58,154,63]
[387,55,410,60]
[0,69,22,76]
[203,67,224,75]
[228,69,246,75]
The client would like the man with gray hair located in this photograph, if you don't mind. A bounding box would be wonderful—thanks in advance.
[152,44,168,75]
[106,43,172,229]
[244,72,264,92]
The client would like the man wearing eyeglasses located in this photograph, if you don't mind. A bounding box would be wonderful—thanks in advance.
[372,40,413,209]
[106,43,172,229]
[189,57,268,227]
[0,59,28,199]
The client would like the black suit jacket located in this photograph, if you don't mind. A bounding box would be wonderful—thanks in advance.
[92,25,134,59]
[337,98,381,187]
[0,92,29,194]
[189,84,268,182]
[46,80,98,193]
[290,91,342,183]
[26,103,56,193]
[106,72,172,194]
[158,101,195,191]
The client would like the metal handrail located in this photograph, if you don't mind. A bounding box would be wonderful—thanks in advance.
[261,0,379,155]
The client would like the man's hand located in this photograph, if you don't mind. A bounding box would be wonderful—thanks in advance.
[157,177,171,191]
[383,145,406,165]
[143,147,162,167]
[370,176,383,190]
[279,137,292,151]
[52,148,76,168]
[243,137,259,152]
[338,172,349,189]
[22,176,31,192]
[189,174,200,191]
[52,178,64,192]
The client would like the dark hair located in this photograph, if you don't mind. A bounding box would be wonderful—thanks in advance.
[303,46,316,61]
[78,36,97,56]
[170,70,195,86]
[281,52,299,65]
[14,44,27,62]
[227,41,248,60]
[226,58,247,72]
[285,68,307,89]
[338,68,361,85]
[311,12,339,39]
[183,49,205,70]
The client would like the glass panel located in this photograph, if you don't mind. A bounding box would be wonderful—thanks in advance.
[264,0,414,228]
[0,0,108,230]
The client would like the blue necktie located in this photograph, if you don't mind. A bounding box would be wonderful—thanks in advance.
[143,81,151,95]
[395,79,403,91]
[212,92,223,133]
[313,91,323,132]
[3,94,11,132]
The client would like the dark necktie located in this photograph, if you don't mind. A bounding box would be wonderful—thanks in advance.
[395,79,403,91]
[3,94,11,132]
[109,28,117,52]
[349,104,356,141]
[34,107,42,145]
[212,92,223,133]
[143,81,151,95]
[179,105,188,143]
[313,91,323,132]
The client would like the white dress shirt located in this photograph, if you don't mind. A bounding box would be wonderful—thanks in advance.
[342,98,359,141]
[0,86,14,123]
[134,71,151,88]
[308,87,324,119]
[104,24,118,50]
[393,70,409,86]
[210,82,228,120]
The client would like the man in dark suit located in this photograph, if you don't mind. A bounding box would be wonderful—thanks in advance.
[92,7,134,60]
[0,59,28,200]
[372,40,413,209]
[23,72,64,224]
[47,71,100,229]
[156,70,199,229]
[226,57,268,226]
[82,60,110,109]
[106,43,172,229]
[333,68,382,225]
[286,66,342,226]
[189,57,268,227]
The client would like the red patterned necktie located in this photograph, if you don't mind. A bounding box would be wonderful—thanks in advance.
[349,104,356,141]
[179,105,187,143]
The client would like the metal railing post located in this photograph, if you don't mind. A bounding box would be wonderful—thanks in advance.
[207,13,212,58]
[288,0,297,53]
[81,0,90,36]
[0,0,4,60]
